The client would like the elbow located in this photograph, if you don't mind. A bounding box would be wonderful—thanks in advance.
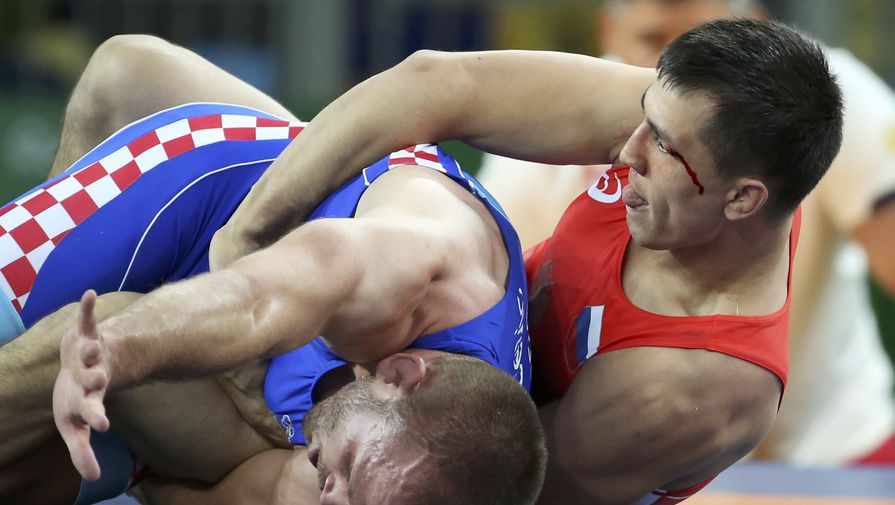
[395,49,461,99]
[400,49,450,76]
[394,49,477,138]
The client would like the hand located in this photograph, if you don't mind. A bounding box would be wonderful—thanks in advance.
[52,289,111,481]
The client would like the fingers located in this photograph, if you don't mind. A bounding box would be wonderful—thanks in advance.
[80,366,109,392]
[54,380,104,481]
[74,289,112,393]
[59,422,102,481]
[78,289,99,339]
[80,339,104,367]
[80,393,111,432]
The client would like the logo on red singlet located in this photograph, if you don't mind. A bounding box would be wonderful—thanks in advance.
[587,169,622,203]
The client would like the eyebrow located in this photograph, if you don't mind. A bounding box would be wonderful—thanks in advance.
[640,88,674,149]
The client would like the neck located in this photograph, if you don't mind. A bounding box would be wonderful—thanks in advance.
[634,215,793,316]
[675,217,790,283]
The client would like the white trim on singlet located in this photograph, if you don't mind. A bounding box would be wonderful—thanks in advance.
[116,157,278,291]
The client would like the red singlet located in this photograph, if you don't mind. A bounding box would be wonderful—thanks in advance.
[524,166,799,503]
[526,166,796,398]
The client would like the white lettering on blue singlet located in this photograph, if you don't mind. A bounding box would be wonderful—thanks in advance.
[278,414,295,441]
[513,288,528,385]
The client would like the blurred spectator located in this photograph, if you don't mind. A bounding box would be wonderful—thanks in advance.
[479,0,895,465]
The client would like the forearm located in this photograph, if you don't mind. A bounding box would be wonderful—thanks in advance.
[104,225,357,390]
[216,50,650,262]
[101,271,284,389]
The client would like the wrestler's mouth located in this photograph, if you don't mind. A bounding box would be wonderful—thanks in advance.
[622,184,648,210]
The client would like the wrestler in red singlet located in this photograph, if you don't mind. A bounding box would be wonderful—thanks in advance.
[524,166,798,504]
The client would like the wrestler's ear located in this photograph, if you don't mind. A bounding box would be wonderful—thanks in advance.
[375,353,428,396]
[724,177,768,221]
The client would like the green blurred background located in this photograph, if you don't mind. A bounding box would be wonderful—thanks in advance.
[0,0,893,359]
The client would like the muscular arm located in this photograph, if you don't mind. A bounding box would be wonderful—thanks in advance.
[537,347,780,505]
[212,50,651,266]
[103,217,446,390]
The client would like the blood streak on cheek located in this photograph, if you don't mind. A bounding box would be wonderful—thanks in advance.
[668,149,705,195]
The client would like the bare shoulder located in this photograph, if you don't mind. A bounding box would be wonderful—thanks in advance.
[356,164,508,273]
[539,347,780,505]
[347,164,510,332]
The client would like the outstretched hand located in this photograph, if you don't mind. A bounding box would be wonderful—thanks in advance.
[53,289,111,481]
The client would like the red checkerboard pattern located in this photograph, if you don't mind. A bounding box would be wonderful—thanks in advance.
[388,144,445,172]
[0,114,306,313]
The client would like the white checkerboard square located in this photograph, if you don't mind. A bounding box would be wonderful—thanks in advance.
[0,206,32,231]
[0,234,25,269]
[155,119,192,143]
[84,176,123,208]
[102,145,135,172]
[24,241,55,274]
[135,144,169,173]
[221,115,257,128]
[256,126,290,140]
[33,205,76,238]
[192,128,226,148]
[46,177,84,201]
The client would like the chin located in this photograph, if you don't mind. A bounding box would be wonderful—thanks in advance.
[630,236,666,250]
[628,225,672,251]
[627,217,653,247]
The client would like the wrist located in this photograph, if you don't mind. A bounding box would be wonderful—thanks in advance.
[101,321,136,390]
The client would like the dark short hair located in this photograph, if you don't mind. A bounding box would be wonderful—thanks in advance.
[657,19,843,215]
[394,355,546,505]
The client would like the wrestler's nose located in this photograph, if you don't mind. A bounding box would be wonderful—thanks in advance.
[619,121,649,176]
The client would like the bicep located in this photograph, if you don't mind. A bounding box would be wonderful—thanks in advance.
[537,349,774,505]
[539,361,700,504]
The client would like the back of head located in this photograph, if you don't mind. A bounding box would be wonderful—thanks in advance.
[394,355,546,505]
[657,18,843,216]
[600,0,766,67]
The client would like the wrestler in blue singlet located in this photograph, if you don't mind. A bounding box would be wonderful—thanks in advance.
[0,102,531,502]
[264,139,532,445]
